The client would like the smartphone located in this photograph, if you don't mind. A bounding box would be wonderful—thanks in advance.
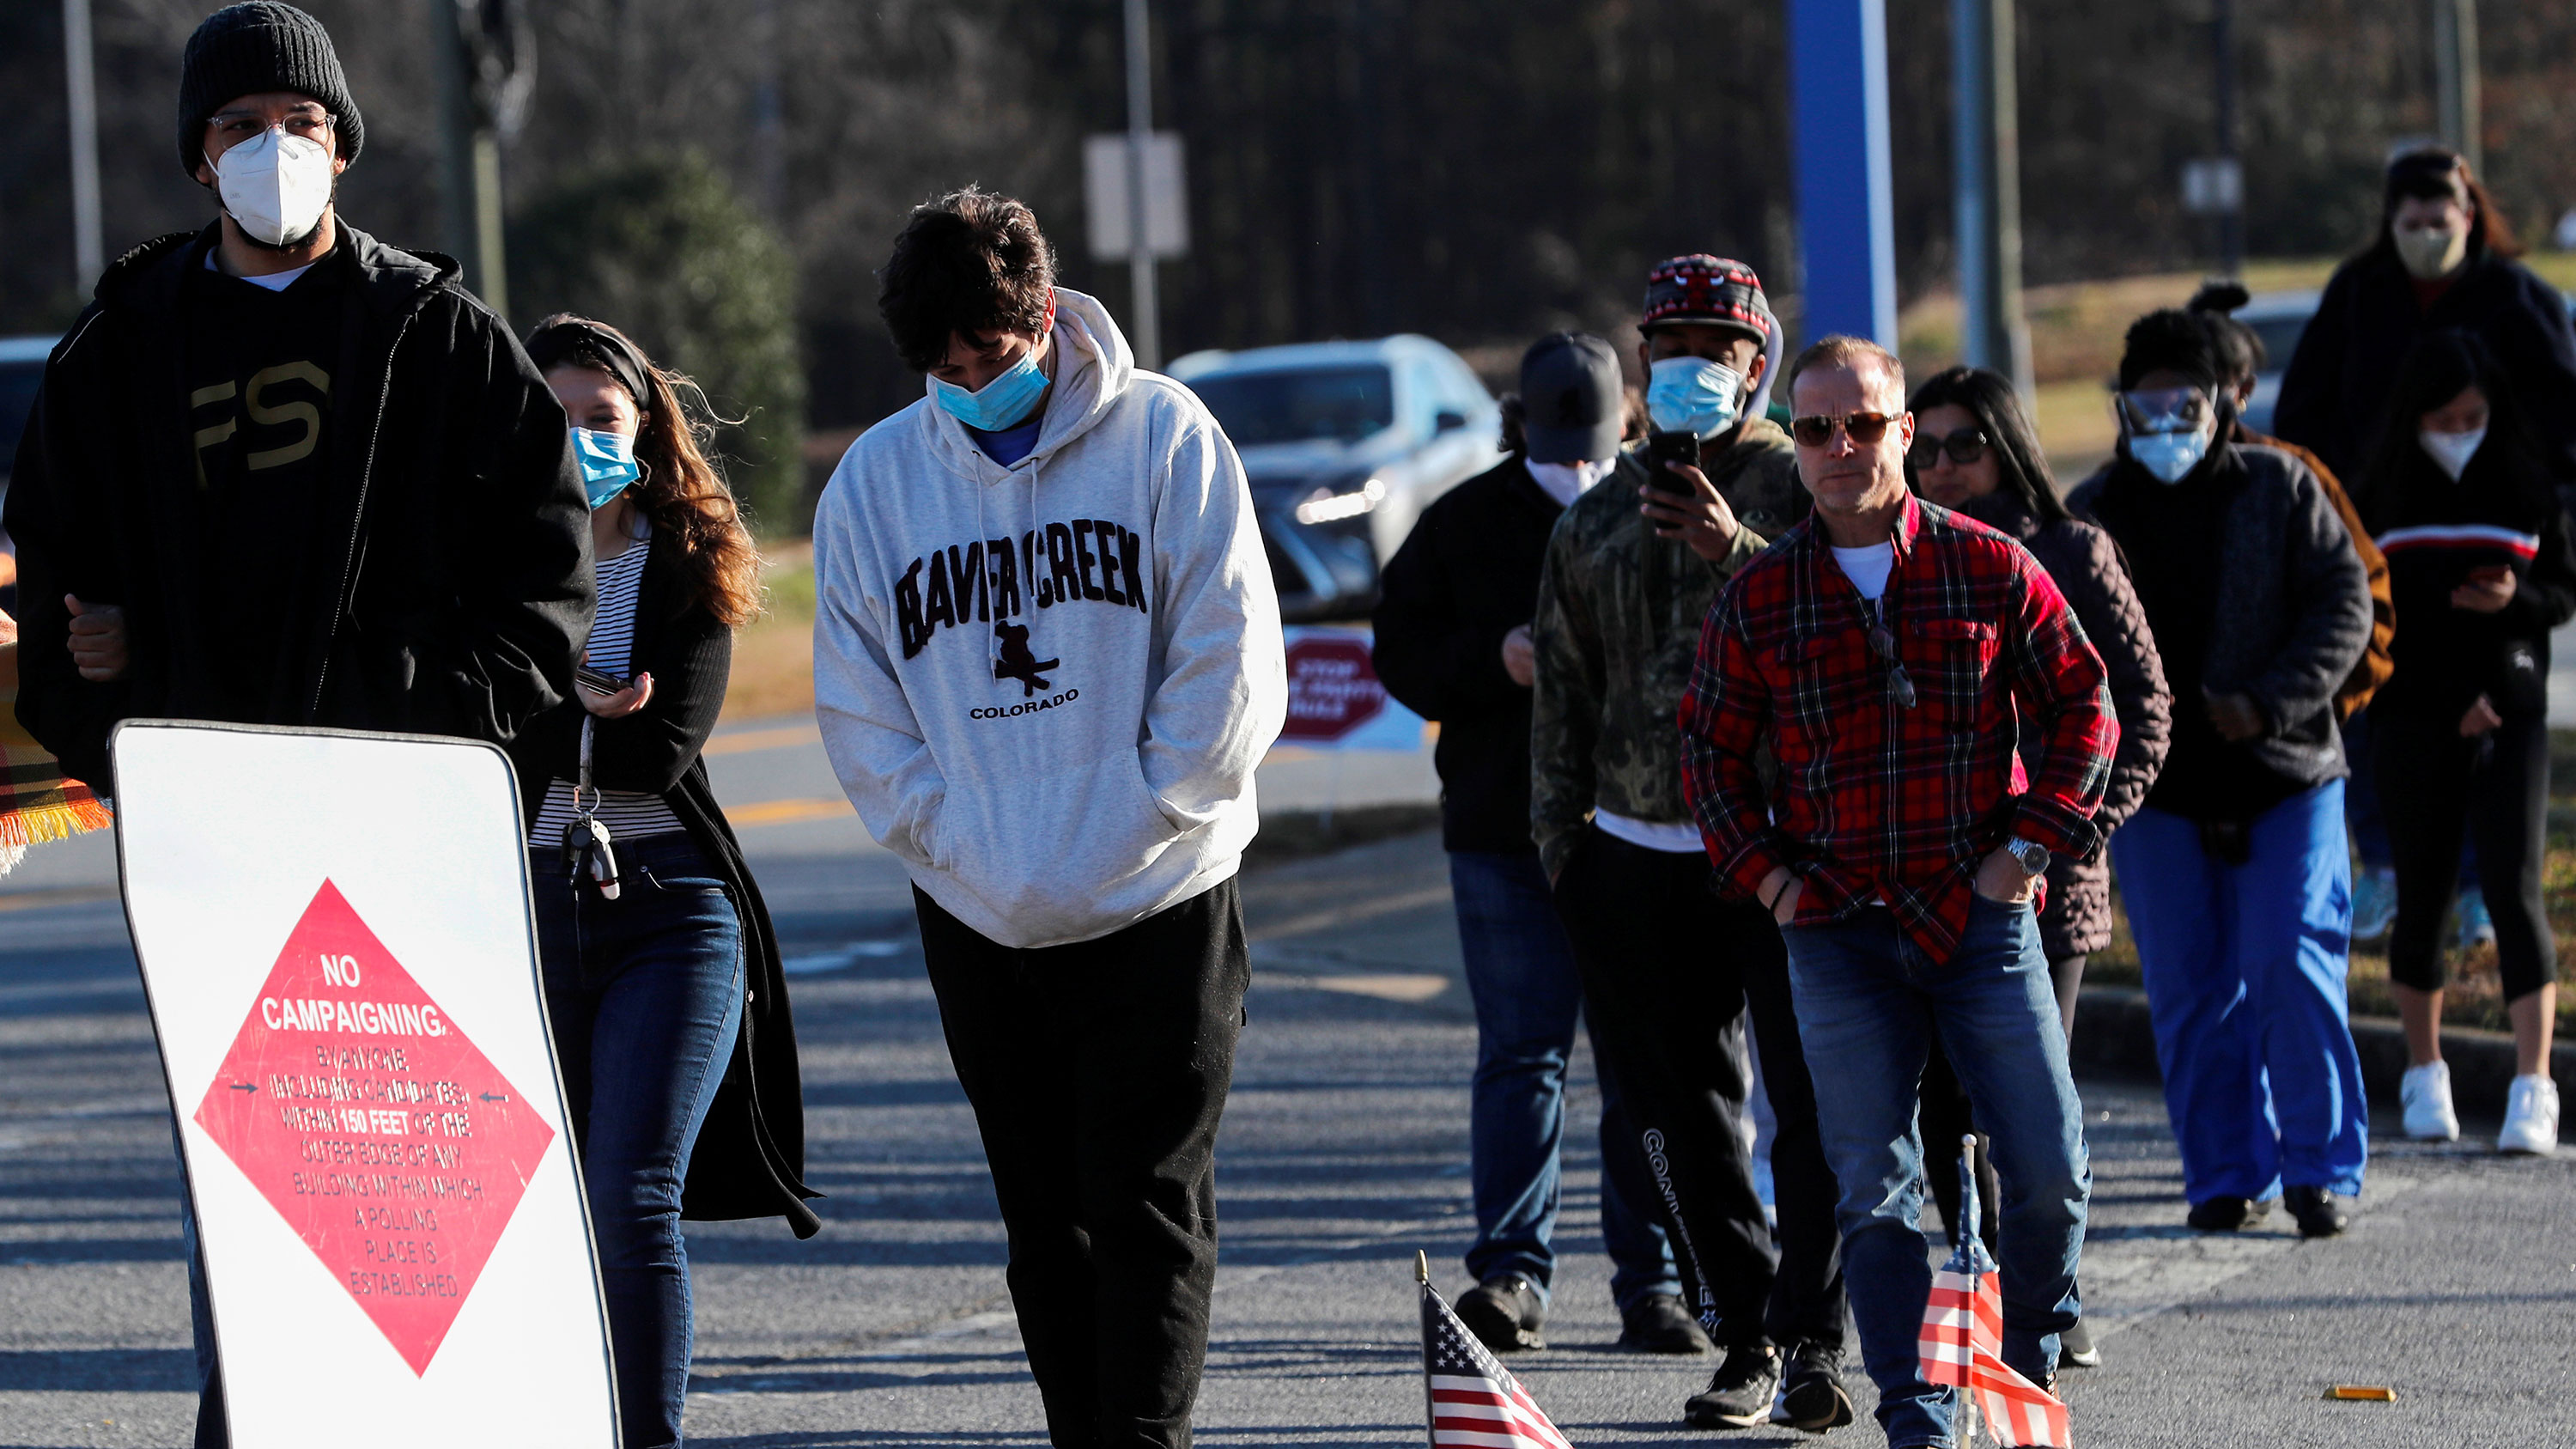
[1643,430,1700,495]
[575,665,629,698]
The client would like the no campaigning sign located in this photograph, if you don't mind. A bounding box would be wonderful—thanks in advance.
[191,879,555,1375]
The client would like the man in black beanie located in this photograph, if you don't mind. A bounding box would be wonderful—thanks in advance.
[3,5,590,1443]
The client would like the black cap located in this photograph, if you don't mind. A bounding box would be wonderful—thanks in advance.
[177,3,365,176]
[1519,332,1623,465]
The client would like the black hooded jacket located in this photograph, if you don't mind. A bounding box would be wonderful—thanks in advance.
[3,221,590,787]
[2274,247,2576,486]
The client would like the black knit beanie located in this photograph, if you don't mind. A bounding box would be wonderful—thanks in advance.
[176,3,365,175]
[2117,308,2222,393]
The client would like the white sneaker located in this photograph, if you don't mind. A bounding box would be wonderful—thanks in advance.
[2499,1075,2561,1155]
[2401,1061,2460,1142]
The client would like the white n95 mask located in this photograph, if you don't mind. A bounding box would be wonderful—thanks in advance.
[210,127,335,247]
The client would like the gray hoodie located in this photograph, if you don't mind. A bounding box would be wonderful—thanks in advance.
[812,289,1286,947]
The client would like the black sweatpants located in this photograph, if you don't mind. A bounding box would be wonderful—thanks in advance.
[2376,709,2555,1002]
[915,879,1249,1449]
[1551,825,1847,1350]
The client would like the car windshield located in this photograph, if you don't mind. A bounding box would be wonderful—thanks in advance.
[2248,314,2308,374]
[1188,364,1394,446]
[0,362,40,475]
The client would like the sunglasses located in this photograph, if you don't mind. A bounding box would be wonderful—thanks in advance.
[1866,613,1918,710]
[1905,427,1990,472]
[1791,411,1900,448]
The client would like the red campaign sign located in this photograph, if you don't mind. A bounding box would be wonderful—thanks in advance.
[1279,635,1388,742]
[191,880,556,1376]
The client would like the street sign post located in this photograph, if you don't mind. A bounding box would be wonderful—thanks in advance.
[112,721,615,1447]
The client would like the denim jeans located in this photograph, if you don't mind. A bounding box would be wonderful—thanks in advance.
[533,832,746,1449]
[1781,897,2087,1447]
[2111,783,2369,1203]
[1448,849,1677,1310]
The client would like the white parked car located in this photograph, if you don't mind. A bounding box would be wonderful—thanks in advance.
[1171,336,1502,621]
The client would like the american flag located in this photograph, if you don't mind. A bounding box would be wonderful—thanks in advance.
[1420,1264,1575,1449]
[1918,1142,2072,1447]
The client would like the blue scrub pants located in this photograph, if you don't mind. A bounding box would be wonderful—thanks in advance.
[2110,782,2369,1205]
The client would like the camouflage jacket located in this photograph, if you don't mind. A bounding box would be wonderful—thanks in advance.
[1530,417,1804,877]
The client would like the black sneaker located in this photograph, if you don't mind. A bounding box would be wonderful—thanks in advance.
[1454,1275,1545,1351]
[2058,1318,2101,1368]
[1683,1342,1780,1429]
[1617,1293,1713,1355]
[2184,1195,2269,1232]
[1770,1341,1856,1432]
[2284,1184,2348,1238]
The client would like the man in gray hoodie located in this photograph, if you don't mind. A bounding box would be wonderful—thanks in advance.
[812,187,1285,1449]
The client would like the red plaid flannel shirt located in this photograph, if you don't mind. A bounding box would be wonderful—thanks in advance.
[1680,495,2117,963]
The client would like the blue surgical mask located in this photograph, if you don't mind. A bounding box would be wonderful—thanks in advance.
[932,350,1051,433]
[2126,428,2211,484]
[1646,355,1745,440]
[571,427,640,508]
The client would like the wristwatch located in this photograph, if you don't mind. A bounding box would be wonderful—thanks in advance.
[2006,837,2050,876]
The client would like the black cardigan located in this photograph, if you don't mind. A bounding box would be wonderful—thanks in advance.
[508,531,821,1237]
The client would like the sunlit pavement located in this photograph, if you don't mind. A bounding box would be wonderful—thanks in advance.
[2,721,2569,1446]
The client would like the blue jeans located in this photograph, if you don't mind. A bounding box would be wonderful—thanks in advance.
[2110,782,2369,1204]
[534,833,746,1449]
[1782,897,2087,1448]
[1448,850,1676,1310]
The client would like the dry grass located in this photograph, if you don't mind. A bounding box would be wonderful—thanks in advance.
[2091,729,2576,1034]
[723,545,817,721]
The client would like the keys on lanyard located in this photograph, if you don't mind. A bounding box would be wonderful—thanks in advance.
[564,715,621,899]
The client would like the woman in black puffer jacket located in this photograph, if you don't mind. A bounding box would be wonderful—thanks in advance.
[1905,365,2172,1368]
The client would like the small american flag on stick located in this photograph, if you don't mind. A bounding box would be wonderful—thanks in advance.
[1918,1138,2072,1447]
[1418,1251,1575,1449]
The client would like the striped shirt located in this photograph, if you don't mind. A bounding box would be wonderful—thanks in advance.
[530,533,688,846]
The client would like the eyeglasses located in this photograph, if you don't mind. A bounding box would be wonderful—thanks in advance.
[1865,612,1919,709]
[1905,427,1990,472]
[1791,411,1900,448]
[207,108,334,143]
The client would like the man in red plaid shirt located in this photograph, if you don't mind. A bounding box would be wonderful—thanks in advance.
[1679,336,2115,1449]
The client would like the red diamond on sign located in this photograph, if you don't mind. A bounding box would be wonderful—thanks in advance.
[191,880,556,1376]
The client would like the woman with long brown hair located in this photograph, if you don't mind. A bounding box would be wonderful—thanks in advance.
[516,314,816,1449]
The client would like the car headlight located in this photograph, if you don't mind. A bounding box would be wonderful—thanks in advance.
[1292,477,1386,526]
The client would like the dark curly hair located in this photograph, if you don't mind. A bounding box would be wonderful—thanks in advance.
[2117,307,2225,393]
[878,186,1059,373]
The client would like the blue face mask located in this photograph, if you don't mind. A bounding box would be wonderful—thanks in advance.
[932,349,1052,433]
[1646,355,1745,440]
[2126,429,2212,484]
[571,428,640,508]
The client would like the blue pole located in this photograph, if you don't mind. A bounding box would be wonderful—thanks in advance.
[1789,0,1899,347]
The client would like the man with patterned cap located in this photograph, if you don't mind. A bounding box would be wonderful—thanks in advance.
[1528,259,1852,1433]
[4,6,588,1443]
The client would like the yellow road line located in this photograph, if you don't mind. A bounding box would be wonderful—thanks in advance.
[704,724,821,757]
[724,797,854,828]
[0,888,120,914]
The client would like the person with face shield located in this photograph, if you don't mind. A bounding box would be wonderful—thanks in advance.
[1529,259,1854,1434]
[2274,147,2576,494]
[1371,334,1697,1359]
[2348,330,2576,1156]
[2070,309,2375,1240]
[0,7,592,1444]
[515,316,820,1447]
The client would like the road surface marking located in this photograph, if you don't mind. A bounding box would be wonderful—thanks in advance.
[1246,884,1451,942]
[725,797,854,827]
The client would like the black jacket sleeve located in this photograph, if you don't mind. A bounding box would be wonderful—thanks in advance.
[3,314,131,785]
[2054,526,2172,842]
[513,544,731,798]
[390,295,590,747]
[2488,265,2576,484]
[1370,503,1517,722]
[2271,263,2354,466]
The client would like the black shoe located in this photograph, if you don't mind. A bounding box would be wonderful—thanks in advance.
[2058,1318,2100,1368]
[2285,1184,2348,1238]
[1683,1342,1780,1430]
[2184,1194,2269,1232]
[1770,1341,1856,1432]
[1455,1275,1545,1351]
[1617,1293,1713,1355]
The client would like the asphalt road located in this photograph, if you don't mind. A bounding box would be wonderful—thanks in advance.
[1,718,2570,1447]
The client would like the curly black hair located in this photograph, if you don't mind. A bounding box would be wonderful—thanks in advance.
[878,186,1059,373]
[2117,307,2224,393]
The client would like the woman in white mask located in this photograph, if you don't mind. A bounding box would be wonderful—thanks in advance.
[2351,329,2576,1158]
[2274,146,2576,500]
